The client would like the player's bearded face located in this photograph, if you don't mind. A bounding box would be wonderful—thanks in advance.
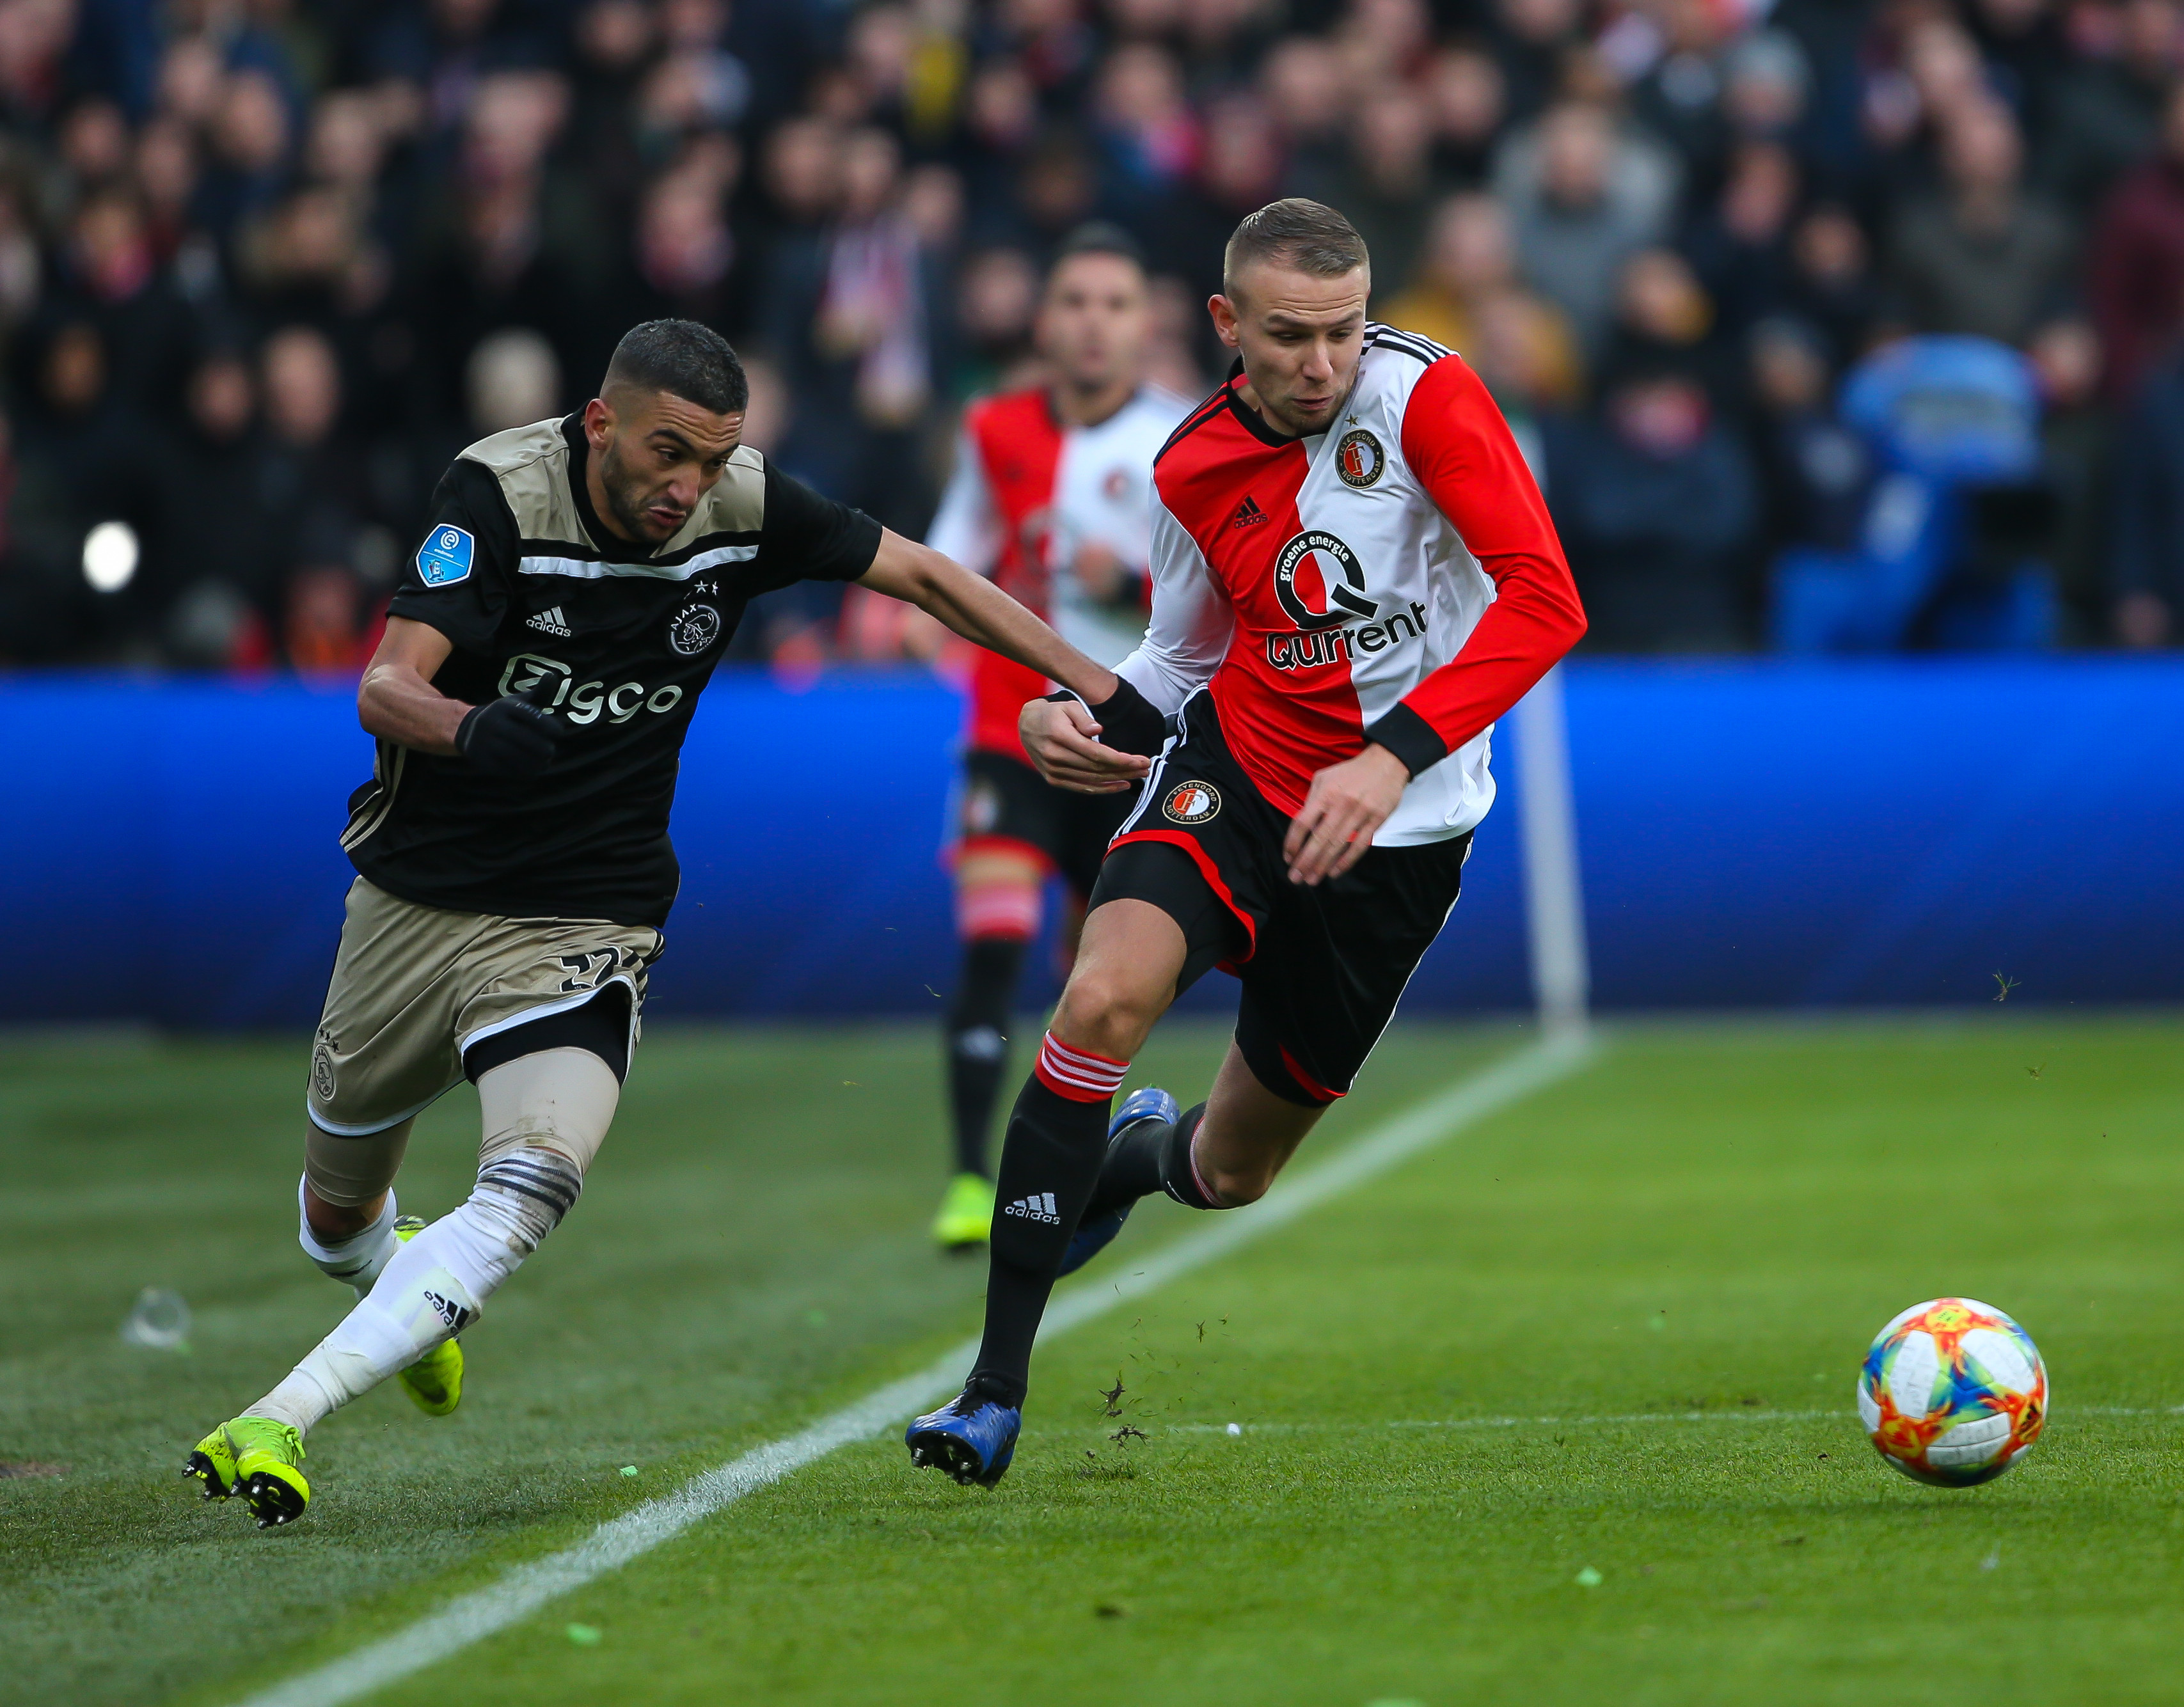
[590,393,745,546]
[1215,264,1370,439]
[597,434,686,544]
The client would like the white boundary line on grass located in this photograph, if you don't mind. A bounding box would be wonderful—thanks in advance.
[232,1030,1595,1707]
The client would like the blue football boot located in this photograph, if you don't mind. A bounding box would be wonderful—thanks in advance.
[905,1388,1021,1486]
[1057,1086,1180,1278]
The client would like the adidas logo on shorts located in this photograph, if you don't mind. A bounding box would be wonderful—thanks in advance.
[1003,1191,1061,1225]
[526,606,573,637]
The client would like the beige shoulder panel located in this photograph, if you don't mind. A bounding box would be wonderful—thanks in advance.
[457,419,591,547]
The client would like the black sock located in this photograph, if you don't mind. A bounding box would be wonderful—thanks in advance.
[944,937,1024,1178]
[1084,1102,1214,1219]
[969,1046,1125,1408]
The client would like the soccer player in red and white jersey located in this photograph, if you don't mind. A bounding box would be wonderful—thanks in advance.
[906,199,1587,1486]
[922,224,1192,1251]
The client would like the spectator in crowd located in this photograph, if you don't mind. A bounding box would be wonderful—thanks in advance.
[2027,316,2113,634]
[2039,0,2182,211]
[1546,347,1760,649]
[1379,189,1581,401]
[1496,99,1678,350]
[2089,81,2184,404]
[1746,314,1874,566]
[1888,98,2075,347]
[2109,341,2184,645]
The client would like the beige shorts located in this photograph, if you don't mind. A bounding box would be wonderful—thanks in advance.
[308,877,661,1135]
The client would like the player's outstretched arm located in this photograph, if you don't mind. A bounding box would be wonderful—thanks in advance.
[860,528,1118,701]
[359,617,559,776]
[860,530,1157,794]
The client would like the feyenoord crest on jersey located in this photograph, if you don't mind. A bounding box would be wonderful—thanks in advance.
[667,602,722,656]
[1274,530,1377,631]
[1162,780,1222,824]
[1334,427,1385,488]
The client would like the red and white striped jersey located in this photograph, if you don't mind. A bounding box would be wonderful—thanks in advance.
[1118,324,1586,845]
[928,382,1193,757]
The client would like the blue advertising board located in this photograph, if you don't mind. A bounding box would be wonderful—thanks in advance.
[0,659,2177,1028]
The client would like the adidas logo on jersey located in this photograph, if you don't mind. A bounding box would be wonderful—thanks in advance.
[526,606,573,637]
[1003,1191,1061,1225]
[1230,495,1269,529]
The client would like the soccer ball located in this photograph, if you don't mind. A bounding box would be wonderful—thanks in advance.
[1856,1298,2046,1487]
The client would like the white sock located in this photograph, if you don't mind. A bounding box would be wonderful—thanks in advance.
[248,1149,583,1434]
[295,1178,401,1300]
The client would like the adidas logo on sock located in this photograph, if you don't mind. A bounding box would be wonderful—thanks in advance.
[1002,1191,1061,1225]
[1230,495,1268,528]
[423,1289,473,1334]
[526,606,572,636]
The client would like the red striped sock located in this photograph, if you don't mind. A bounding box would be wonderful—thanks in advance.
[1033,1032,1129,1103]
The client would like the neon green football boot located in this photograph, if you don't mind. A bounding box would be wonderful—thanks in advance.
[392,1215,464,1417]
[930,1172,995,1250]
[184,1416,309,1529]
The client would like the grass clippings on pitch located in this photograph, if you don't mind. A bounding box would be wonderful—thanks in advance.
[3,1016,2181,1707]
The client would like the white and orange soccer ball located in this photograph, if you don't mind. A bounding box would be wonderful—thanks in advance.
[1856,1298,2047,1487]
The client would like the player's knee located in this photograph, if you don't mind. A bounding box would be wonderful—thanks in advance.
[1200,1162,1272,1207]
[1053,966,1164,1059]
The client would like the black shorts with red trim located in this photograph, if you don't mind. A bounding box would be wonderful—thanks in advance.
[1095,691,1471,1108]
[956,748,1139,901]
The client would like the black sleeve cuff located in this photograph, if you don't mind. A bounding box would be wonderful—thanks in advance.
[1363,702,1449,778]
[1046,677,1168,757]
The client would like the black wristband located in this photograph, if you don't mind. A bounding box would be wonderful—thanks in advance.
[1362,702,1448,778]
[1045,676,1167,758]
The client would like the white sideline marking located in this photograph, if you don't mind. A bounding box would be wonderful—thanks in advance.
[233,1032,1594,1707]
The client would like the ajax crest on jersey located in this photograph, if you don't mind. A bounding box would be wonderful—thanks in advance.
[1162,781,1221,824]
[667,602,722,656]
[415,524,475,587]
[1274,530,1377,631]
[1857,1297,2046,1486]
[1334,428,1385,488]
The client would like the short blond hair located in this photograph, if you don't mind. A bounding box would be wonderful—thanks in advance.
[1223,198,1370,300]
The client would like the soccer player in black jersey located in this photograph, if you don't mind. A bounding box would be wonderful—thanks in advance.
[183,319,1164,1529]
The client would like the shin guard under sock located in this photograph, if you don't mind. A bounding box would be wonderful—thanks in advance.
[969,1034,1128,1406]
[944,936,1025,1177]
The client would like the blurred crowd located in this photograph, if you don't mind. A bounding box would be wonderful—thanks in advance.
[4,0,2184,669]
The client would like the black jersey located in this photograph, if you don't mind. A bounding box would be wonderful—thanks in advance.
[342,414,880,927]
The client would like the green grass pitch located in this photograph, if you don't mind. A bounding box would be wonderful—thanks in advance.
[3,1014,2181,1707]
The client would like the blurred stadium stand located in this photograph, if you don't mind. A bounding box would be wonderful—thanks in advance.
[0,0,2183,667]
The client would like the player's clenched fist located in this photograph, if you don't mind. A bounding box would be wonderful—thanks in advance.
[1283,744,1411,886]
[455,696,561,776]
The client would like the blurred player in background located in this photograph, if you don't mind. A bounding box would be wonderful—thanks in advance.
[180,319,1157,1529]
[906,201,1588,1486]
[922,226,1192,1251]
